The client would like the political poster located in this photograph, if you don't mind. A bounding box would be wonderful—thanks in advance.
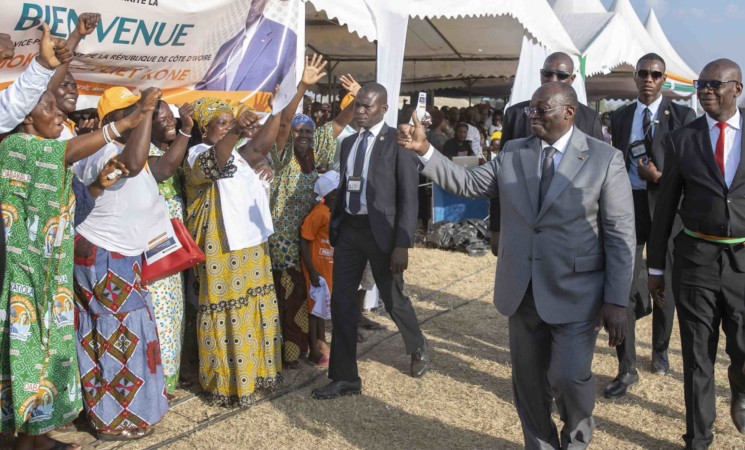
[0,0,303,111]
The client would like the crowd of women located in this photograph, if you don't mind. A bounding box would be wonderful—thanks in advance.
[0,14,363,450]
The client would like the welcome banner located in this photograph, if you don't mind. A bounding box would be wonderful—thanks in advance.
[0,0,303,111]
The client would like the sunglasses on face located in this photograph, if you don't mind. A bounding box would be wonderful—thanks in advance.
[540,69,572,81]
[635,70,664,80]
[694,79,742,90]
[524,106,566,117]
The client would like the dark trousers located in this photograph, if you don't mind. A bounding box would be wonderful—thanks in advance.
[509,286,596,450]
[617,190,676,372]
[673,248,745,449]
[328,214,424,382]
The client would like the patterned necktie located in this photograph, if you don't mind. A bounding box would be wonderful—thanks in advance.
[225,34,246,90]
[715,122,727,176]
[539,146,557,209]
[348,131,372,214]
[643,108,653,152]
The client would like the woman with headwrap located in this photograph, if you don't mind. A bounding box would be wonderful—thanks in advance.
[0,85,157,449]
[72,87,169,441]
[268,55,334,367]
[182,95,285,406]
[146,100,194,397]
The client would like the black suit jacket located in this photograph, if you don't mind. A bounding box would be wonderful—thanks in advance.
[329,124,419,255]
[489,99,604,231]
[648,110,745,271]
[609,97,696,193]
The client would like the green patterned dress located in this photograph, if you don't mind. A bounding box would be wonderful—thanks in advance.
[0,134,82,434]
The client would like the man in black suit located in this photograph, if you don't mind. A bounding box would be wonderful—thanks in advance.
[648,59,745,449]
[605,54,696,398]
[312,83,429,399]
[489,52,604,254]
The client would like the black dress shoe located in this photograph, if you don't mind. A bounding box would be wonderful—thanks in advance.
[651,350,670,375]
[604,371,639,398]
[410,337,430,378]
[312,379,362,400]
[728,366,745,433]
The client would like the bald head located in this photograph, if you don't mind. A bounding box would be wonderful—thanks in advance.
[529,82,577,143]
[358,82,388,104]
[541,52,576,85]
[698,58,743,121]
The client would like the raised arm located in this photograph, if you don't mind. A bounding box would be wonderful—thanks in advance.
[65,89,160,165]
[214,110,259,168]
[149,102,194,182]
[332,74,360,138]
[105,87,161,175]
[0,24,72,133]
[48,13,100,92]
[276,54,327,152]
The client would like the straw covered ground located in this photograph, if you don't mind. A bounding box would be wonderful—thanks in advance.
[45,248,745,449]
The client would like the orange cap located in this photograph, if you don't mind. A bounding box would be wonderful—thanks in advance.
[97,87,141,121]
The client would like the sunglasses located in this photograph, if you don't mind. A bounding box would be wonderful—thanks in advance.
[635,70,664,80]
[694,79,742,90]
[524,106,567,117]
[540,69,572,81]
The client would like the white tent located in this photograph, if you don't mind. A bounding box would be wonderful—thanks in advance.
[645,8,697,97]
[307,0,580,122]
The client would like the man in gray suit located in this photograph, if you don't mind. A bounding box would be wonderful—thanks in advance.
[398,82,636,449]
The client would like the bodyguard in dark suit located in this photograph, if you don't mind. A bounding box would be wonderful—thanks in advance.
[312,83,429,400]
[605,54,696,398]
[399,82,635,449]
[489,52,604,255]
[648,59,745,449]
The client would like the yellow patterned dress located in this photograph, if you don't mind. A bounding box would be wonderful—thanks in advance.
[183,144,282,406]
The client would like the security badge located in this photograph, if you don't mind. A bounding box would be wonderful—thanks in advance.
[348,176,363,193]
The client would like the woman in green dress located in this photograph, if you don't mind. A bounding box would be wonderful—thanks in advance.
[0,89,158,450]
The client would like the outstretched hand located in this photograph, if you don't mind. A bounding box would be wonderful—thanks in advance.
[37,22,71,69]
[397,110,431,155]
[178,102,195,134]
[339,73,361,96]
[118,87,162,131]
[595,303,626,347]
[302,54,327,86]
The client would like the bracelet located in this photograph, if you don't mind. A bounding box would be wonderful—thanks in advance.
[102,124,112,144]
[109,121,121,138]
[179,129,192,138]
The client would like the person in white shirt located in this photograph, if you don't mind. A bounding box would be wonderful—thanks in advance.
[0,24,73,133]
[648,59,745,449]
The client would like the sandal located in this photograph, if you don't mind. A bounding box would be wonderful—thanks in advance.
[97,427,154,442]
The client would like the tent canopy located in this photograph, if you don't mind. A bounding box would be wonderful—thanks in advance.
[306,0,578,84]
[645,9,698,81]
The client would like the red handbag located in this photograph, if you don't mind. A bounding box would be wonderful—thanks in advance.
[141,218,205,287]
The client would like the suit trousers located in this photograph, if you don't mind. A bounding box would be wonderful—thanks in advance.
[328,214,424,382]
[617,190,676,373]
[673,248,745,449]
[509,285,596,450]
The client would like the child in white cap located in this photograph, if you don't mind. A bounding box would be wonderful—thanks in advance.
[300,170,340,368]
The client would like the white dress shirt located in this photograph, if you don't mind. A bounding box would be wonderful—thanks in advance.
[225,16,264,90]
[628,95,663,190]
[649,109,743,276]
[0,58,54,133]
[540,126,573,175]
[706,109,742,188]
[345,120,385,215]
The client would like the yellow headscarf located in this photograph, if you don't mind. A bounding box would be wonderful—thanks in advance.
[192,97,232,133]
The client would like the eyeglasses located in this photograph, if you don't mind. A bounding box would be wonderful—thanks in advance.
[540,69,572,81]
[694,79,742,90]
[635,70,664,80]
[524,106,567,117]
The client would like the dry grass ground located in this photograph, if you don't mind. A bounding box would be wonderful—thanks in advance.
[45,248,745,450]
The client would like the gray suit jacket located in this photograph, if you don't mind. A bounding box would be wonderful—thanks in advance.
[421,129,636,323]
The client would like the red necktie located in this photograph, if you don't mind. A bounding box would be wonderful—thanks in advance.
[715,122,727,176]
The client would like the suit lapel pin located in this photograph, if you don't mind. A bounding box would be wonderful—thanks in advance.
[578,154,586,160]
[664,110,670,116]
[379,136,385,141]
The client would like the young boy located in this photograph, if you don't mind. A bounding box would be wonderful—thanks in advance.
[300,170,339,368]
